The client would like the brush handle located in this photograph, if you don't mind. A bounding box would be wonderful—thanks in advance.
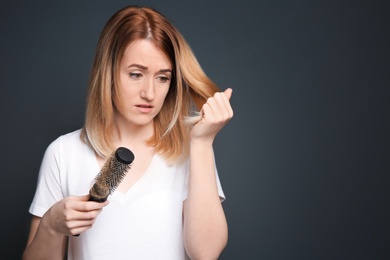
[89,194,108,202]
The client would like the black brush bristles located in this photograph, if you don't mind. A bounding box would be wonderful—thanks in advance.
[89,147,135,202]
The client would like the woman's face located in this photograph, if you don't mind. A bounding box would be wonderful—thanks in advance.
[114,39,172,129]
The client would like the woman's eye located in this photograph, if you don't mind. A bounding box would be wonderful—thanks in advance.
[129,73,142,79]
[157,76,170,83]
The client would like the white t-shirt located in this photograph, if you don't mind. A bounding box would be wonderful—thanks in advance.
[29,129,225,260]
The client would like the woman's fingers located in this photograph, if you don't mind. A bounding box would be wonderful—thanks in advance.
[70,197,109,213]
[223,88,233,100]
[222,88,234,117]
[45,195,109,236]
[190,88,233,141]
[203,89,233,123]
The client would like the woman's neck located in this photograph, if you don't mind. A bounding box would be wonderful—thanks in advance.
[112,118,154,149]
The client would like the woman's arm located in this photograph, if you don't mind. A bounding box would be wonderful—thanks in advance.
[183,89,233,260]
[23,216,67,260]
[23,195,108,260]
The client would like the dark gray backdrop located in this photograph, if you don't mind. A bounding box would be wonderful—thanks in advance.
[1,0,388,259]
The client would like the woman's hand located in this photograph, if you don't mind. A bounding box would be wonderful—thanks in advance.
[190,88,233,144]
[41,195,109,236]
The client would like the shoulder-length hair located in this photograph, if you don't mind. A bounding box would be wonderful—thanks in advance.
[81,6,219,163]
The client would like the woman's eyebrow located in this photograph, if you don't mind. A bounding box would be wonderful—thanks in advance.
[159,69,172,74]
[127,64,148,70]
[127,64,172,74]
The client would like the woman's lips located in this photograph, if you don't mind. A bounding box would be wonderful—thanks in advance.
[135,104,153,113]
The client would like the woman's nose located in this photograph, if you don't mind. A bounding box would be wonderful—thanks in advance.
[140,79,155,101]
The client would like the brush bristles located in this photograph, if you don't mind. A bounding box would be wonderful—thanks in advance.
[89,149,133,202]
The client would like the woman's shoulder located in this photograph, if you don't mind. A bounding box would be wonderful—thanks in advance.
[49,128,81,145]
[46,129,89,155]
[58,129,82,141]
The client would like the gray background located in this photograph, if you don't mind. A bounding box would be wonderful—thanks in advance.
[0,0,389,259]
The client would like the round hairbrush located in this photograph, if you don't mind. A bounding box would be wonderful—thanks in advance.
[89,147,135,202]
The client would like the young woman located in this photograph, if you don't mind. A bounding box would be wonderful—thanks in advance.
[23,6,233,260]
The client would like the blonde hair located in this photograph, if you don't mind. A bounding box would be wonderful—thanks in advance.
[81,6,219,163]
